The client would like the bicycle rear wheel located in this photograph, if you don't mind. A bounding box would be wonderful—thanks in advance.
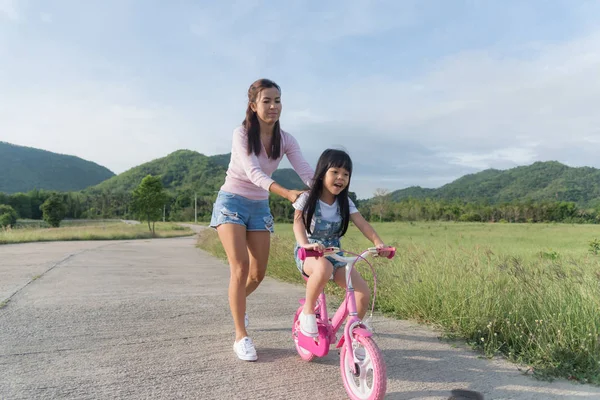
[339,334,387,400]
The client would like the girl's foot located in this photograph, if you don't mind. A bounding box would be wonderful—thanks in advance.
[299,312,318,337]
[233,336,257,361]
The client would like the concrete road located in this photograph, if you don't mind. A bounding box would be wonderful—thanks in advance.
[1,234,599,400]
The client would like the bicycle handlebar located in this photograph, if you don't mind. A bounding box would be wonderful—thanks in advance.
[298,246,396,261]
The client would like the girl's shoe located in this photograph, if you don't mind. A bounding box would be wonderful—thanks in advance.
[299,312,318,337]
[233,336,257,361]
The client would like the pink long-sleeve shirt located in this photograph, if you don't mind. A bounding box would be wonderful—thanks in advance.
[219,126,315,200]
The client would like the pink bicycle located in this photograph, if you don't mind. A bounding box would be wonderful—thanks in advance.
[292,245,396,400]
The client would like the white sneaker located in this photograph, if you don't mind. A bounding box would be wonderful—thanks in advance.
[299,312,318,337]
[233,336,257,361]
[245,313,249,328]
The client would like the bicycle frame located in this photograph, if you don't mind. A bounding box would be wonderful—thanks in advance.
[296,247,393,362]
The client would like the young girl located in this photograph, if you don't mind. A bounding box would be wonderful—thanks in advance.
[292,149,391,337]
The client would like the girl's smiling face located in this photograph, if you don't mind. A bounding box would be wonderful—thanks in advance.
[323,166,350,196]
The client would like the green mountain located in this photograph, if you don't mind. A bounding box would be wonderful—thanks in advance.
[0,141,115,194]
[205,153,306,189]
[389,161,600,206]
[7,139,599,212]
[91,150,307,194]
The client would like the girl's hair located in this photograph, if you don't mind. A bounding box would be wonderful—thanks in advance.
[303,149,353,237]
[242,78,282,160]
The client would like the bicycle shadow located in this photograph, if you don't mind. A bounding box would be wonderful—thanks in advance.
[386,389,485,399]
[253,327,290,333]
[384,389,484,400]
[375,331,453,344]
[255,347,296,363]
[378,339,599,399]
[256,347,339,366]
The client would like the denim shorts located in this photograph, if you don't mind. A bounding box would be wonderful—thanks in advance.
[209,191,274,233]
[293,245,346,279]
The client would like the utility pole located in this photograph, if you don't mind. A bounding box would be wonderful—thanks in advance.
[194,193,197,224]
[163,204,166,222]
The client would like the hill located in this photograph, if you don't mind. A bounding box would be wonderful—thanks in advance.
[206,153,306,189]
[91,150,307,194]
[0,141,115,194]
[389,161,600,206]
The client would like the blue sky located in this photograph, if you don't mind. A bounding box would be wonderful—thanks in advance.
[1,0,599,198]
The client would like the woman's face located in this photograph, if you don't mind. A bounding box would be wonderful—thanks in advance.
[251,87,282,125]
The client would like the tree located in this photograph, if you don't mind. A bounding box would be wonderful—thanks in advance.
[8,193,32,219]
[269,194,295,222]
[371,188,390,222]
[40,194,66,227]
[0,204,18,228]
[131,175,168,235]
[27,189,49,220]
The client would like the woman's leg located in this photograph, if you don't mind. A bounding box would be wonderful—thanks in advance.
[333,267,371,319]
[217,223,250,341]
[245,231,270,297]
[302,257,334,315]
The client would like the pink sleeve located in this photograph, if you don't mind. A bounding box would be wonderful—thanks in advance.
[232,127,275,191]
[282,131,315,188]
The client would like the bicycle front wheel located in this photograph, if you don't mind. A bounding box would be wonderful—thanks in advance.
[339,334,387,400]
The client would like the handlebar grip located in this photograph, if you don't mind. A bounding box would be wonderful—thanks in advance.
[298,247,323,261]
[377,246,396,259]
[386,248,396,259]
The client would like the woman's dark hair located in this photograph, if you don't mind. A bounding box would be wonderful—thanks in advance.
[242,78,282,160]
[303,149,353,237]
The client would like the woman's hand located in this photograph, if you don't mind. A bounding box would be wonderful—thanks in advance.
[287,189,305,203]
[269,183,305,203]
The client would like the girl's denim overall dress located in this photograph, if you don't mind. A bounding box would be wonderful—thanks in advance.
[294,200,346,278]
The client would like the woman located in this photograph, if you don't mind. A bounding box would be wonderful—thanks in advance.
[210,78,314,361]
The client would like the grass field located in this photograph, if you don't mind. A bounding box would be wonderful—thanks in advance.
[1,221,194,244]
[14,218,126,229]
[197,221,600,384]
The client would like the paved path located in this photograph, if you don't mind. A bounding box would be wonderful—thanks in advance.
[1,233,599,399]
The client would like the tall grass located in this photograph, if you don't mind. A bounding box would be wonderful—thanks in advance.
[1,222,193,244]
[14,219,125,229]
[197,221,600,384]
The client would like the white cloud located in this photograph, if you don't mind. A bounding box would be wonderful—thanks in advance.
[0,80,193,173]
[0,0,19,21]
[285,109,331,125]
[291,0,419,42]
[323,31,600,169]
[2,1,600,198]
[446,147,538,170]
[188,0,418,69]
[272,29,600,196]
[40,12,52,23]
